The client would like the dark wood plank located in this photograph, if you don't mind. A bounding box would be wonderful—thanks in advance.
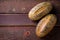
[0,0,60,14]
[0,14,60,26]
[0,0,40,13]
[0,26,59,40]
[0,14,37,26]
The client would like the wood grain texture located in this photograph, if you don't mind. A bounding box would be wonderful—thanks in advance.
[0,26,59,40]
[0,14,36,26]
[0,0,60,14]
[0,14,59,26]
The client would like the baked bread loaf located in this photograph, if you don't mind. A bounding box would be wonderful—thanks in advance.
[28,2,52,20]
[36,14,57,37]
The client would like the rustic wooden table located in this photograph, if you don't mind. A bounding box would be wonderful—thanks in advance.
[0,0,60,40]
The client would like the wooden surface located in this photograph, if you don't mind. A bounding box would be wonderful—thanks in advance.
[0,0,60,40]
[0,26,59,40]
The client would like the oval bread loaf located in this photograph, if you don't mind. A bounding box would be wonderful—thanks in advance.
[28,2,52,20]
[36,14,57,37]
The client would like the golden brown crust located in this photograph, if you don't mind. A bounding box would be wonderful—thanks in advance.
[36,14,57,37]
[28,2,52,20]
